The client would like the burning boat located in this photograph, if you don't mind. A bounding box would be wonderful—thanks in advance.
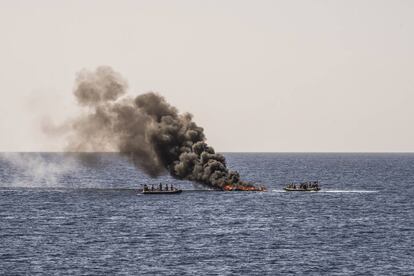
[222,184,267,192]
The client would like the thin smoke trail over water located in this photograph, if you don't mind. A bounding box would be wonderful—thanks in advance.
[0,153,76,187]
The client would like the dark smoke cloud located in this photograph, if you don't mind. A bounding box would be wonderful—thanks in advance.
[67,66,254,189]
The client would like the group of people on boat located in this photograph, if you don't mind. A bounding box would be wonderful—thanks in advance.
[286,181,320,190]
[143,183,176,192]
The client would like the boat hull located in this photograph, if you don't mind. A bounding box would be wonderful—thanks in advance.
[283,188,320,192]
[142,189,182,195]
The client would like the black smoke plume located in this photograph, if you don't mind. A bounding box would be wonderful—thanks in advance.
[67,66,256,189]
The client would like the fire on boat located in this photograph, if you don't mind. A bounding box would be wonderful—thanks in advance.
[222,184,267,192]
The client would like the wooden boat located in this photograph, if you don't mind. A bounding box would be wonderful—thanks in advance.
[141,189,182,195]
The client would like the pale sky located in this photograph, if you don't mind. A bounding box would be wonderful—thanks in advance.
[0,0,413,152]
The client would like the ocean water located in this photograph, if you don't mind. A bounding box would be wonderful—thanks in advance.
[0,153,413,275]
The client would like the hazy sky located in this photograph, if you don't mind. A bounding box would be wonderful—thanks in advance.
[0,0,413,152]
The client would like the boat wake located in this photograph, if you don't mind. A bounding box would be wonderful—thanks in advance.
[271,189,377,193]
[322,190,378,193]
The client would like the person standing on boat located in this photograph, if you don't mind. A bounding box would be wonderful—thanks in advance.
[159,183,162,191]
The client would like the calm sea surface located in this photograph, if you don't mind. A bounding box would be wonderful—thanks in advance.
[0,153,413,275]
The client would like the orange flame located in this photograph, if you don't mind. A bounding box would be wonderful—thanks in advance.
[222,184,267,192]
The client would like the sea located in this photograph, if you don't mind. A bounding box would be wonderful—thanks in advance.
[0,153,413,275]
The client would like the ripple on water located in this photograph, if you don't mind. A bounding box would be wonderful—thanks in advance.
[0,153,413,275]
